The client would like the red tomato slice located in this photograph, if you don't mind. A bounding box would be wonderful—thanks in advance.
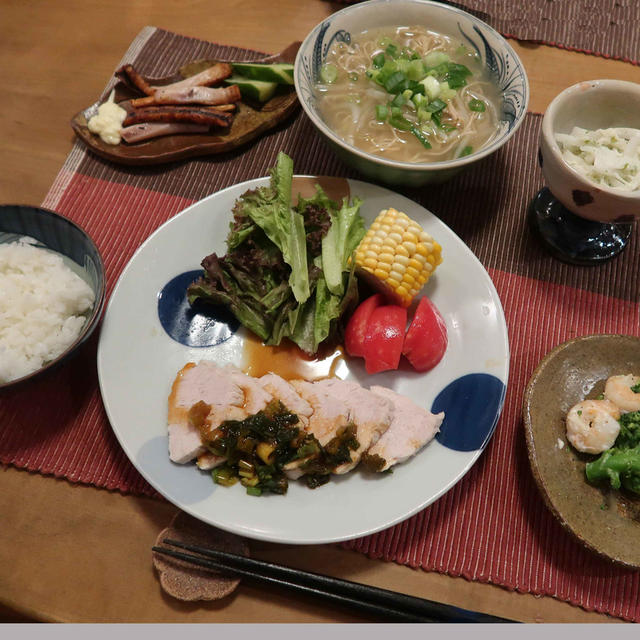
[344,293,384,357]
[362,305,407,374]
[402,296,447,372]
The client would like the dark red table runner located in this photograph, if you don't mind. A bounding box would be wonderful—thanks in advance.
[2,25,640,622]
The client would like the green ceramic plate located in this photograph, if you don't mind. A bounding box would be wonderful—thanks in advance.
[523,334,640,569]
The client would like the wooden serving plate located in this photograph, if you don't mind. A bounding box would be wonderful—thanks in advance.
[70,43,300,166]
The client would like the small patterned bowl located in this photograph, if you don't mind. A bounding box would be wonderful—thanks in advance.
[294,0,529,187]
[0,205,106,391]
[539,79,640,223]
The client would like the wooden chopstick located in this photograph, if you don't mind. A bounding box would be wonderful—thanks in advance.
[153,539,517,624]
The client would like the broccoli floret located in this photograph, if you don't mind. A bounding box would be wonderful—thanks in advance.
[616,411,640,449]
[585,446,640,494]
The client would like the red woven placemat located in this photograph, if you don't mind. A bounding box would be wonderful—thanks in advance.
[2,26,640,622]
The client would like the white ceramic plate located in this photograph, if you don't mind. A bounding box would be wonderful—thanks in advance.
[97,176,509,545]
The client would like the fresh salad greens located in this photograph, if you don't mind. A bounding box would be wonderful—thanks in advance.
[323,37,480,151]
[187,152,365,355]
[586,410,640,495]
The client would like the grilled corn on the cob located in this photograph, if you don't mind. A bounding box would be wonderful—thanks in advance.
[354,207,442,307]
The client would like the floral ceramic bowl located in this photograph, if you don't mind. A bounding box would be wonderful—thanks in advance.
[294,0,529,187]
[539,79,640,223]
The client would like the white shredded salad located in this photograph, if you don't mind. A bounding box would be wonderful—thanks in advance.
[555,126,640,192]
[0,237,95,384]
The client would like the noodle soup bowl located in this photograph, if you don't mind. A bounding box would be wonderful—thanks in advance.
[295,0,529,187]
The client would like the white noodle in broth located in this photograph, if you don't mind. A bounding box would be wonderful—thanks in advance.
[315,26,502,163]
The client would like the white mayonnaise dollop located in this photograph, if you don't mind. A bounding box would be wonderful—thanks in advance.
[87,90,126,145]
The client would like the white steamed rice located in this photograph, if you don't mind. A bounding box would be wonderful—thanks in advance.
[0,237,95,384]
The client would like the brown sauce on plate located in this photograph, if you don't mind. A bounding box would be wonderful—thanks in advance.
[242,334,344,381]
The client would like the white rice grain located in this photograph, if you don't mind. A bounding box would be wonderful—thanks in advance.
[0,237,95,383]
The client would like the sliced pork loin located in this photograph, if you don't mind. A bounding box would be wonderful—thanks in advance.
[312,378,393,474]
[258,373,313,428]
[167,362,245,464]
[363,385,445,472]
[168,363,273,466]
[290,379,350,448]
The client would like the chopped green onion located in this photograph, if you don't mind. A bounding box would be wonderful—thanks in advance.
[459,145,473,157]
[441,123,458,132]
[375,104,389,121]
[320,63,338,84]
[410,125,432,149]
[426,98,447,113]
[469,98,486,112]
[212,467,238,487]
[246,486,262,497]
[384,71,407,94]
[389,114,412,131]
[372,52,386,69]
[385,43,399,58]
[390,93,406,108]
[406,59,426,81]
[417,108,431,122]
[412,93,427,108]
[420,75,440,100]
[379,37,393,47]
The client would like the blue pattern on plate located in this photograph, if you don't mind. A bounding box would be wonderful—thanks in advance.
[433,373,506,452]
[157,270,239,347]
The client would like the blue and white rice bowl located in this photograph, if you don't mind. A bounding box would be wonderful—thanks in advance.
[295,0,529,186]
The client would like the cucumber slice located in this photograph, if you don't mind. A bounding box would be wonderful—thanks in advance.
[231,62,294,85]
[224,75,278,102]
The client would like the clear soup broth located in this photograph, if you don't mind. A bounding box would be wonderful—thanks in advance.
[315,25,503,163]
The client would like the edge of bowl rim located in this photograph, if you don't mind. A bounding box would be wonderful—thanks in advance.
[294,0,530,172]
[541,78,640,200]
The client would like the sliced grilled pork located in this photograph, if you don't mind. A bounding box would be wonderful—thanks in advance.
[314,378,394,474]
[364,385,445,471]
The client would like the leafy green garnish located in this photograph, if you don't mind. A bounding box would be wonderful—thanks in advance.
[469,98,486,112]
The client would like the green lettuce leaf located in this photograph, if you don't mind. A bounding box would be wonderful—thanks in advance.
[237,152,310,303]
[321,196,365,295]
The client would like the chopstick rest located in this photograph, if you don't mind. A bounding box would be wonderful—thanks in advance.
[152,510,249,601]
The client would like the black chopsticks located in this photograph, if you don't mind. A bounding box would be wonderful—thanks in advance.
[152,538,517,623]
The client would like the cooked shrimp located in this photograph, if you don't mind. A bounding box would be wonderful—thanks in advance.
[604,374,640,412]
[565,399,621,454]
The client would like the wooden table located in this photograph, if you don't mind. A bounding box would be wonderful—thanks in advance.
[2,0,639,624]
